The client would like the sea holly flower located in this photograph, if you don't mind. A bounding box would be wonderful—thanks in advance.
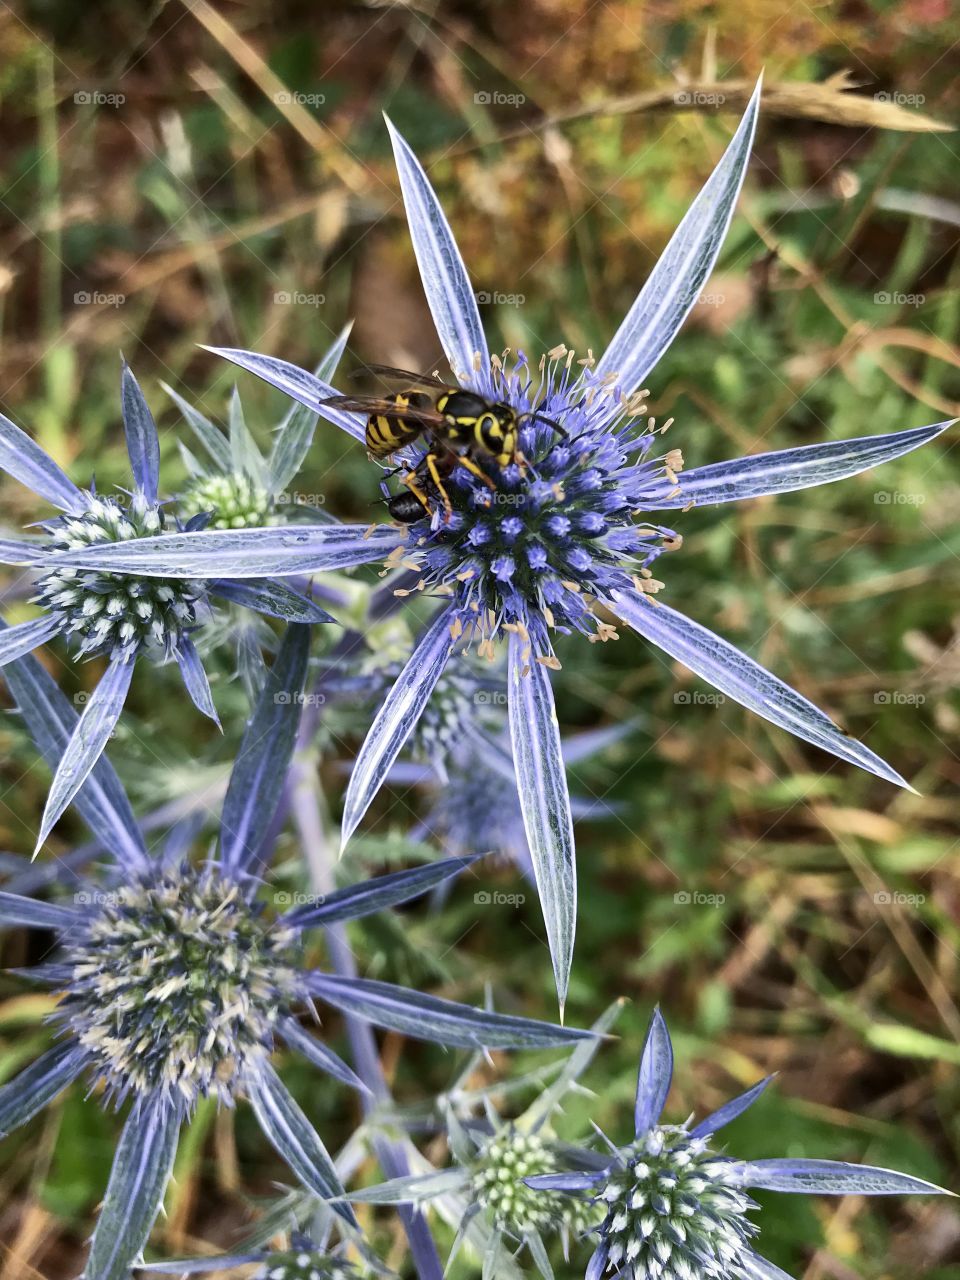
[44,92,953,1008]
[168,323,352,530]
[0,623,590,1280]
[0,362,334,851]
[525,1008,952,1280]
[340,1002,620,1278]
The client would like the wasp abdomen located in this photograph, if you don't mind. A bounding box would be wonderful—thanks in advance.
[365,390,434,458]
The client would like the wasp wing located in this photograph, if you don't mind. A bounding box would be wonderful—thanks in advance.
[318,394,448,429]
[350,364,451,390]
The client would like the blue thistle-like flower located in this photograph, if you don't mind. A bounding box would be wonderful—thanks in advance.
[0,623,590,1280]
[42,94,953,1010]
[0,361,336,851]
[342,1002,619,1278]
[526,1009,952,1280]
[590,1127,759,1278]
[390,345,683,646]
[61,864,300,1109]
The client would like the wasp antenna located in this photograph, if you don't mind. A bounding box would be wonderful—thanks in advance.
[520,411,567,439]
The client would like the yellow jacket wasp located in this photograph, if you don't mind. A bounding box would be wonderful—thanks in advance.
[320,365,565,519]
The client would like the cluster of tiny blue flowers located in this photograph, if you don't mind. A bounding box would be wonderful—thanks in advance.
[33,492,204,659]
[59,866,299,1107]
[391,349,683,656]
[594,1126,758,1279]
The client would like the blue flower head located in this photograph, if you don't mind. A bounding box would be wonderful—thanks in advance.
[0,623,590,1280]
[526,1008,951,1280]
[45,91,953,1009]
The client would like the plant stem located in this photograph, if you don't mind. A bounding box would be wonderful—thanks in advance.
[289,742,444,1280]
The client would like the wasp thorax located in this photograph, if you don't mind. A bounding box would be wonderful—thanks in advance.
[597,1127,757,1279]
[180,473,275,529]
[473,1129,588,1237]
[34,493,203,660]
[61,868,298,1107]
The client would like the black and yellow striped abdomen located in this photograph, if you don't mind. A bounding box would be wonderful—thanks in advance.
[365,391,434,458]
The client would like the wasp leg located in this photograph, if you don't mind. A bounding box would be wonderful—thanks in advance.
[423,452,454,519]
[399,468,433,515]
[453,451,497,492]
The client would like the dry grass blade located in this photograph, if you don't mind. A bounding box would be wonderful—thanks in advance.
[484,71,952,142]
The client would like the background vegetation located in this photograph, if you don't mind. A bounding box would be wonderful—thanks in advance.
[1,1,958,1276]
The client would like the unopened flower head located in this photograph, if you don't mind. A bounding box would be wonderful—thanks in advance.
[180,472,276,529]
[595,1125,756,1278]
[472,1127,589,1237]
[343,656,503,774]
[416,664,497,761]
[33,492,205,660]
[59,864,298,1107]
